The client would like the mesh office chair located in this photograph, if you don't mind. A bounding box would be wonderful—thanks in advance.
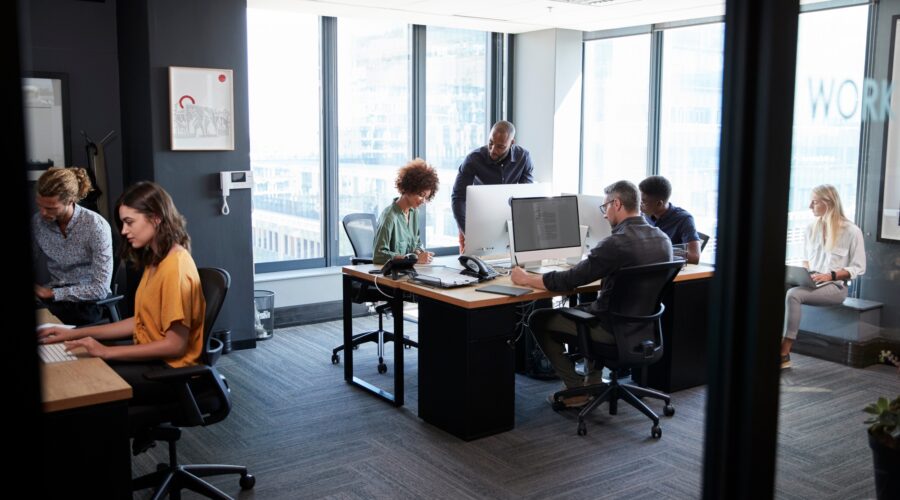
[129,268,255,498]
[697,232,710,252]
[546,261,683,438]
[82,257,126,324]
[331,213,417,374]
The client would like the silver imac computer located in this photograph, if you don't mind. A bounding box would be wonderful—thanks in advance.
[464,182,551,260]
[563,193,613,252]
[510,195,583,269]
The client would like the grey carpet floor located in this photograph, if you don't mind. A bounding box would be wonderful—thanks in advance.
[132,315,898,499]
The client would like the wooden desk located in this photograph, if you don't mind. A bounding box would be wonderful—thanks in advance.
[342,264,713,440]
[41,355,132,498]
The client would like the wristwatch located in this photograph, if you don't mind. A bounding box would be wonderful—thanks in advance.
[830,271,837,281]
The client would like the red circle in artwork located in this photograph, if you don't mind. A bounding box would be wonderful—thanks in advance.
[218,74,226,82]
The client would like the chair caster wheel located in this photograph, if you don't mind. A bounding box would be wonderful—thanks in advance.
[551,400,566,412]
[353,345,359,350]
[331,354,340,365]
[239,473,256,490]
[377,363,388,374]
[651,425,662,439]
[577,421,587,436]
[663,404,675,417]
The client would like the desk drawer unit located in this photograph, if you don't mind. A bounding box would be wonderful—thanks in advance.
[417,297,516,441]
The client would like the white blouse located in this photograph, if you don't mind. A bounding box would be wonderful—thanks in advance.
[804,220,866,280]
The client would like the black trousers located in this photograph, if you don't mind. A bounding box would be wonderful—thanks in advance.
[38,299,104,326]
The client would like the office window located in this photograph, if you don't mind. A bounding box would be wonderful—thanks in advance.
[337,19,410,256]
[658,23,725,257]
[581,35,651,194]
[425,27,488,248]
[248,9,322,266]
[787,5,868,259]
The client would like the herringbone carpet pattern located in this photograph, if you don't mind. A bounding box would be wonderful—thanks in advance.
[132,315,896,499]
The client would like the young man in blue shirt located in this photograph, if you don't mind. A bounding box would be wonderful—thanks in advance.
[639,175,702,264]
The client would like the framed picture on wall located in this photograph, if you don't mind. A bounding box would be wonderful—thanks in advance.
[169,66,234,151]
[22,71,71,169]
[879,17,900,242]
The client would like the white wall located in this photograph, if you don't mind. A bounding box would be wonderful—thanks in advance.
[513,28,583,194]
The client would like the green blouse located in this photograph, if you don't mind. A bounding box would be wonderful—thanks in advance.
[373,198,422,265]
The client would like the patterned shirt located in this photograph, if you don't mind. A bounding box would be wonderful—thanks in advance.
[451,144,534,232]
[32,204,113,302]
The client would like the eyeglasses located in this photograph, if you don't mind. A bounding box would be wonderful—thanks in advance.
[599,199,617,215]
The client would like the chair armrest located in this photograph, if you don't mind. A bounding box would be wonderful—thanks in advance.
[559,307,597,323]
[351,257,374,265]
[608,303,666,322]
[142,364,229,427]
[143,364,211,382]
[95,294,124,306]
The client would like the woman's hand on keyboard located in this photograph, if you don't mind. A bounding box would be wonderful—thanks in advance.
[38,325,74,344]
[64,337,108,359]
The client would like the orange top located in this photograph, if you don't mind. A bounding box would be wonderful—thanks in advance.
[133,249,205,368]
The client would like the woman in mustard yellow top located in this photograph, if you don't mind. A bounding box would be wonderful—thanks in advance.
[39,181,205,405]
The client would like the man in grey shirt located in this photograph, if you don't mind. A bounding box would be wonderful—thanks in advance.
[511,180,672,407]
[451,120,534,252]
[33,167,113,325]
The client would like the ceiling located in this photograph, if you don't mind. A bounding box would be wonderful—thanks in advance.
[249,0,832,34]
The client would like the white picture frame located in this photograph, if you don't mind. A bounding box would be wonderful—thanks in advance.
[169,66,234,151]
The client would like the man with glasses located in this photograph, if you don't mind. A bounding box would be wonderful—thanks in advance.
[639,175,702,264]
[451,120,534,252]
[511,180,672,408]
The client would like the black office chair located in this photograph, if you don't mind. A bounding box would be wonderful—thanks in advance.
[546,261,683,438]
[697,232,710,252]
[331,213,417,374]
[129,267,255,498]
[82,257,126,324]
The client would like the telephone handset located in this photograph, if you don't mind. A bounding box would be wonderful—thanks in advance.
[459,255,499,280]
[380,253,418,279]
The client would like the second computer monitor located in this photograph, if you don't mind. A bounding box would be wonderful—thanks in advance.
[510,195,583,267]
[464,182,551,258]
[567,193,613,251]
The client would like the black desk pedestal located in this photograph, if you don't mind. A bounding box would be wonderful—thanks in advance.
[643,277,712,392]
[418,297,516,441]
[41,400,131,498]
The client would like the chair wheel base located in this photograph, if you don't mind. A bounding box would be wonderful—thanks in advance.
[651,425,662,439]
[331,354,340,365]
[663,404,675,417]
[577,420,587,436]
[240,473,256,490]
[377,363,388,374]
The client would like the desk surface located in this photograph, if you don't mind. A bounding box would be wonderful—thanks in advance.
[41,357,132,413]
[343,263,714,310]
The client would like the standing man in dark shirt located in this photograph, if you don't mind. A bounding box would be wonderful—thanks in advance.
[511,181,672,407]
[639,175,702,264]
[451,120,534,252]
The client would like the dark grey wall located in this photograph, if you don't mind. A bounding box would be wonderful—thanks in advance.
[23,0,124,211]
[117,0,255,345]
[861,0,900,339]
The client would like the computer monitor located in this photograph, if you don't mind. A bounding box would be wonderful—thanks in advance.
[563,193,613,251]
[464,183,551,259]
[510,195,583,268]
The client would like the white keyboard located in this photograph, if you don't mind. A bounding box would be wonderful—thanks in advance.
[39,343,77,363]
